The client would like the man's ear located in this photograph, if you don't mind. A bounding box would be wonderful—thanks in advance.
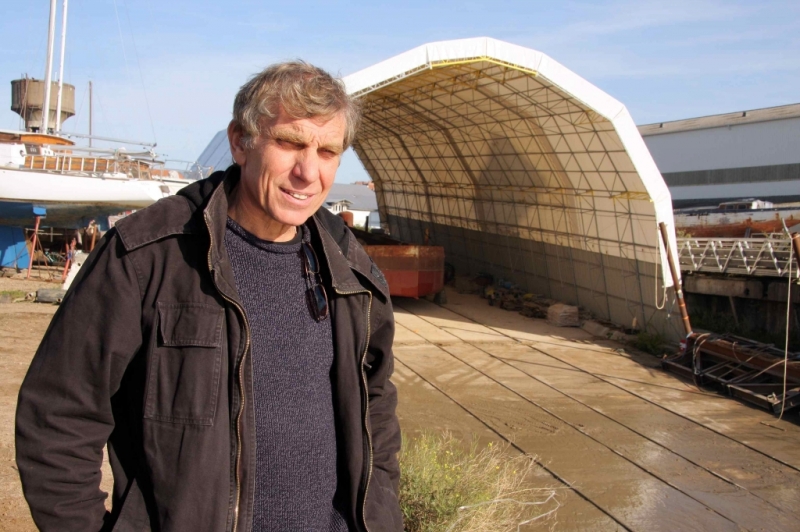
[227,121,248,166]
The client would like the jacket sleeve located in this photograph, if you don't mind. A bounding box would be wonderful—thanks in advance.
[15,230,143,531]
[364,293,403,529]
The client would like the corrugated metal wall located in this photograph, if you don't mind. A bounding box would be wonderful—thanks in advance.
[643,115,800,207]
[643,116,800,173]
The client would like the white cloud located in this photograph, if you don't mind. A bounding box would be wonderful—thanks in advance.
[530,0,751,46]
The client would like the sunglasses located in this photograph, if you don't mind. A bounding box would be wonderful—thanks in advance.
[301,241,329,321]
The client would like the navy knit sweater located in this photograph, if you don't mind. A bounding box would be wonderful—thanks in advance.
[225,218,349,531]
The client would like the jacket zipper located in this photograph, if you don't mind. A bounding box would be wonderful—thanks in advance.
[333,287,373,532]
[314,216,375,532]
[204,213,251,532]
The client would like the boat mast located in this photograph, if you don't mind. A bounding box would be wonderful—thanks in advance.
[55,0,69,132]
[88,81,93,147]
[42,0,58,133]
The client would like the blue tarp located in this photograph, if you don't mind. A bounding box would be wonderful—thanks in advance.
[0,226,29,269]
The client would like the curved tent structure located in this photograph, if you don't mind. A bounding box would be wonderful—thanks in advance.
[344,37,681,339]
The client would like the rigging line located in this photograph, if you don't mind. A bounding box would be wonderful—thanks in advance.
[33,19,49,85]
[395,306,800,522]
[111,0,134,141]
[112,0,131,80]
[428,300,800,475]
[392,357,634,531]
[121,0,157,144]
[777,242,793,421]
[70,82,87,134]
[93,90,115,140]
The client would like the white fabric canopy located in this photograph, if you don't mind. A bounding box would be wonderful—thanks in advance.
[344,37,680,336]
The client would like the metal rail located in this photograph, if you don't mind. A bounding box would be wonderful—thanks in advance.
[677,235,800,278]
[23,154,160,180]
[26,154,119,175]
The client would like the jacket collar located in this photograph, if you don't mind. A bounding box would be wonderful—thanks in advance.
[117,165,389,301]
[203,166,237,272]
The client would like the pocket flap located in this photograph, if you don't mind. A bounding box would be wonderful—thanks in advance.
[157,302,223,347]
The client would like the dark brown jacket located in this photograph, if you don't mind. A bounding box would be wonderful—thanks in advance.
[15,167,402,532]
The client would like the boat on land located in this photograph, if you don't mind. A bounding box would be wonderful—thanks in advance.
[0,128,195,269]
[1,0,199,231]
[0,129,191,227]
[0,0,203,270]
[673,198,800,238]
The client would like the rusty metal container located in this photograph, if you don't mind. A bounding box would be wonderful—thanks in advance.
[338,211,354,227]
[350,228,444,298]
[364,244,445,298]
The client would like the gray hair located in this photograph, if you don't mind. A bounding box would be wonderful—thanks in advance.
[232,61,360,150]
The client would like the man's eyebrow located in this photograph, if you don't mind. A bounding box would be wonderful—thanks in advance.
[320,142,344,155]
[269,127,343,154]
[269,129,308,145]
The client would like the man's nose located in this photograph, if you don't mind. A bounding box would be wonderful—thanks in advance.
[291,148,319,182]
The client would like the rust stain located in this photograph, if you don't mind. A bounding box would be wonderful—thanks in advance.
[676,207,800,238]
[677,218,798,238]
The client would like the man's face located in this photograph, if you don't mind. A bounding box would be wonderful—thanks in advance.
[228,106,346,241]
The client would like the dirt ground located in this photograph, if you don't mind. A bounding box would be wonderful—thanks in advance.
[2,277,800,530]
[0,278,113,530]
[0,278,58,530]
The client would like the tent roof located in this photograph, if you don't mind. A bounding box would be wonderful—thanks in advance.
[343,37,677,287]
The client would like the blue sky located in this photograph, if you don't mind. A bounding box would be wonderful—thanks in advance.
[2,0,798,182]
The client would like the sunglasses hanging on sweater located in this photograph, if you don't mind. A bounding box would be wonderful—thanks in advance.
[301,241,329,321]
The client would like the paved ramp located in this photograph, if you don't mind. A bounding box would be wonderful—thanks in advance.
[392,290,800,531]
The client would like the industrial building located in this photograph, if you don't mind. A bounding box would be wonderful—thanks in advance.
[639,103,800,208]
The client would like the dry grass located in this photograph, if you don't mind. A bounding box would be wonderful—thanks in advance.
[0,290,27,300]
[399,432,559,532]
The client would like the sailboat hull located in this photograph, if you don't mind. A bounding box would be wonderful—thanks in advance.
[0,167,186,226]
[0,167,169,205]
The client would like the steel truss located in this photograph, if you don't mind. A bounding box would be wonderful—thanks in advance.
[677,235,800,278]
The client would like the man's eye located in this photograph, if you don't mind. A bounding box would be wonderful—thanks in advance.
[277,139,301,149]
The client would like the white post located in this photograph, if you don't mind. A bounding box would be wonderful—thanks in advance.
[55,0,69,132]
[42,0,58,133]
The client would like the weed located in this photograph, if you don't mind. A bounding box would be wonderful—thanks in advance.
[400,432,558,531]
[0,290,27,300]
[633,332,667,355]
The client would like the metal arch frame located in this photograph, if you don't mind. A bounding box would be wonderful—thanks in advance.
[353,59,666,330]
[350,56,540,99]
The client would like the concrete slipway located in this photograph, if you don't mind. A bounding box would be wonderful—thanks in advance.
[392,289,800,531]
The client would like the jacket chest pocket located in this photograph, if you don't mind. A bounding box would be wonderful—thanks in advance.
[144,302,224,426]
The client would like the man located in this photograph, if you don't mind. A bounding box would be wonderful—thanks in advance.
[16,62,403,532]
